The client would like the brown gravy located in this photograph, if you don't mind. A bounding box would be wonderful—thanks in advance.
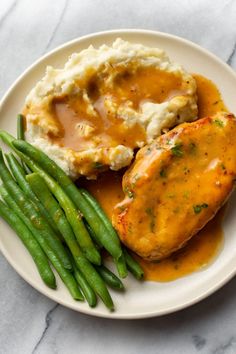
[80,74,227,282]
[51,67,185,151]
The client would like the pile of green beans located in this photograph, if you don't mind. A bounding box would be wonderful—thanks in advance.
[0,117,144,311]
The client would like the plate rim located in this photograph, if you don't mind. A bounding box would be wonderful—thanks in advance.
[1,28,236,319]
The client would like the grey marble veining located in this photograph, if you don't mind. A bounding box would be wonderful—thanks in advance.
[1,1,236,353]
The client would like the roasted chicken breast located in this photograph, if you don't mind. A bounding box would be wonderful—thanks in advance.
[112,113,236,261]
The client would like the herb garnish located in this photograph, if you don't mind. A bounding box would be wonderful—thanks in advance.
[118,206,126,212]
[93,162,104,170]
[213,119,224,127]
[131,173,140,188]
[183,191,190,199]
[189,142,197,154]
[145,207,155,232]
[124,186,134,199]
[171,143,183,157]
[220,163,226,170]
[145,147,152,155]
[160,169,167,178]
[193,203,208,214]
[167,193,175,199]
[173,207,180,214]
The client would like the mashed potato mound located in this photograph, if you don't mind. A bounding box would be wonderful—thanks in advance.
[24,39,198,179]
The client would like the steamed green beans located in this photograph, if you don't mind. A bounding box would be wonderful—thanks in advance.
[16,114,29,173]
[6,153,60,236]
[70,256,96,308]
[0,129,145,310]
[2,138,101,265]
[96,265,124,290]
[27,172,114,310]
[12,139,123,261]
[80,188,127,278]
[17,114,25,140]
[0,198,56,289]
[114,253,128,279]
[0,149,72,271]
[123,249,144,280]
[0,185,83,300]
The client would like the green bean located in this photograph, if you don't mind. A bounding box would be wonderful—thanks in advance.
[114,253,128,279]
[11,139,122,261]
[11,150,100,265]
[0,131,99,264]
[26,172,84,257]
[74,267,96,307]
[80,189,127,277]
[123,248,144,280]
[16,114,30,173]
[75,255,114,310]
[0,149,72,270]
[0,185,82,300]
[27,164,100,265]
[77,188,128,278]
[26,172,114,310]
[0,130,18,150]
[85,221,103,249]
[6,153,60,237]
[79,188,120,247]
[17,114,25,140]
[96,265,124,290]
[0,132,126,276]
[0,132,100,265]
[69,255,96,307]
[0,198,56,289]
[73,267,97,307]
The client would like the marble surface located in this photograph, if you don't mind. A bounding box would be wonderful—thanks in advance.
[1,1,236,353]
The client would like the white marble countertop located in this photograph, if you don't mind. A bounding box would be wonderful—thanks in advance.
[1,1,236,353]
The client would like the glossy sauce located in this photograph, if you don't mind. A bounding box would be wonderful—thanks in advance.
[52,96,146,151]
[137,207,224,281]
[81,74,228,282]
[51,67,184,151]
[195,74,228,117]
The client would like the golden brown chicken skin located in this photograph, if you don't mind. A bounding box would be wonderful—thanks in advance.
[112,113,236,261]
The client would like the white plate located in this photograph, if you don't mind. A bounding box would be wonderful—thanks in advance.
[1,29,236,319]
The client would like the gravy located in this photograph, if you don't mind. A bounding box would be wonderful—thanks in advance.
[80,74,228,282]
[51,67,186,151]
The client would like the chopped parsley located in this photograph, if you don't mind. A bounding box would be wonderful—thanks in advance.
[145,207,156,232]
[124,186,134,199]
[167,193,175,199]
[160,169,167,178]
[128,191,134,198]
[93,162,104,170]
[193,203,208,214]
[220,163,226,170]
[173,207,180,214]
[118,205,126,212]
[213,119,224,127]
[171,143,183,157]
[183,191,190,199]
[145,147,152,155]
[131,173,140,188]
[189,142,197,154]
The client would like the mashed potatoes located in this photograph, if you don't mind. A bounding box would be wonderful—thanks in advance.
[24,39,198,179]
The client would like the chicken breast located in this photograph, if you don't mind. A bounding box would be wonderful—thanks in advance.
[112,113,236,261]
